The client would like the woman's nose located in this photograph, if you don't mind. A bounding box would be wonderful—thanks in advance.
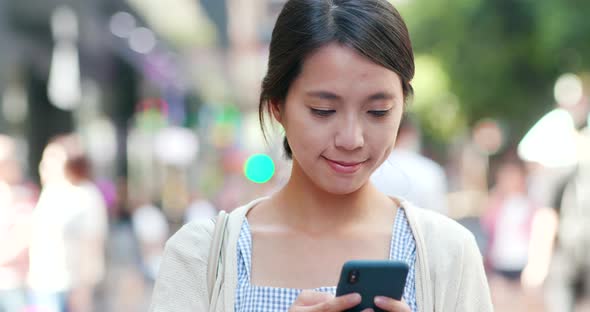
[334,118,364,151]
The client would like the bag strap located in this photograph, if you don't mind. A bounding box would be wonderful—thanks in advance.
[207,210,229,301]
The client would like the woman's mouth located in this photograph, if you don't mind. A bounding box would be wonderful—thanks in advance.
[323,157,365,174]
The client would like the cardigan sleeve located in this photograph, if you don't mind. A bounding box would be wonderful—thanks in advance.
[149,220,214,312]
[453,234,494,312]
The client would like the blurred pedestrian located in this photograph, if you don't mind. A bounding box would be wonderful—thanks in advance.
[130,198,169,282]
[482,153,537,281]
[150,1,492,311]
[517,81,590,311]
[0,135,36,312]
[28,135,108,312]
[543,125,590,312]
[481,152,539,311]
[371,115,448,215]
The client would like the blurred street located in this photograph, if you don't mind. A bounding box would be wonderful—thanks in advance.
[1,0,590,311]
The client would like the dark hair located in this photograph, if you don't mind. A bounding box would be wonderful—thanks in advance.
[48,134,93,183]
[488,146,526,188]
[259,0,415,159]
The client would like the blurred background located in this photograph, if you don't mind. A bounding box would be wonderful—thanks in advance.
[0,0,589,311]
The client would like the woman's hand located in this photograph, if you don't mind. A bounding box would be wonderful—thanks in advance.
[372,296,411,312]
[289,290,361,311]
[289,290,410,312]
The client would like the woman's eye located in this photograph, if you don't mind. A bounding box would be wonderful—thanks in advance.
[368,109,391,117]
[310,108,335,117]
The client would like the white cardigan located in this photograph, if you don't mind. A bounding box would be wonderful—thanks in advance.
[150,197,493,311]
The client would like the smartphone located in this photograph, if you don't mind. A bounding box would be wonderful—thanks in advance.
[335,260,409,312]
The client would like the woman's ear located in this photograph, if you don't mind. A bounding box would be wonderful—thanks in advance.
[270,99,282,123]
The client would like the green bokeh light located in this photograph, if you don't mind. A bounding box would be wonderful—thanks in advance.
[244,154,275,184]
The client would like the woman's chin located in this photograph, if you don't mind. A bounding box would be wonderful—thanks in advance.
[319,180,368,196]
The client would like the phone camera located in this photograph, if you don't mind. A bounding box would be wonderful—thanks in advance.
[348,269,360,284]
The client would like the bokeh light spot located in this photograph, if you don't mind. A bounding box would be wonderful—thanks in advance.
[244,154,275,184]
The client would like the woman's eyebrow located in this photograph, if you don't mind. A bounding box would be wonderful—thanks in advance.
[306,91,396,101]
[367,92,395,101]
[305,90,342,101]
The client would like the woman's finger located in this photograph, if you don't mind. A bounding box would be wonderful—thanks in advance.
[312,293,361,311]
[291,291,361,312]
[373,296,411,312]
[293,290,334,306]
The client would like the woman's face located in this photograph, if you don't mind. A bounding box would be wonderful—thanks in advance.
[275,43,404,194]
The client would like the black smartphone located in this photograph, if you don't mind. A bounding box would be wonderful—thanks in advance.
[335,260,409,312]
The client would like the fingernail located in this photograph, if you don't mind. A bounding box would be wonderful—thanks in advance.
[374,296,386,305]
[349,293,362,303]
[362,309,374,312]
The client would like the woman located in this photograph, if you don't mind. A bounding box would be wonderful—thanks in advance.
[150,0,492,311]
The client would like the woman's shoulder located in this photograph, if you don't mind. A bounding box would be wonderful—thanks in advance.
[404,201,491,310]
[164,218,217,264]
[404,204,492,311]
[416,209,472,237]
[403,202,479,259]
[151,218,218,311]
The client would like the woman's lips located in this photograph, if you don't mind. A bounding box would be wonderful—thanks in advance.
[324,157,365,174]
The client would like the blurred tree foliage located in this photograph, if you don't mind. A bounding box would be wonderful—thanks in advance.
[399,0,590,145]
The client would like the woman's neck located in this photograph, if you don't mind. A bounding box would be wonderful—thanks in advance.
[269,160,393,233]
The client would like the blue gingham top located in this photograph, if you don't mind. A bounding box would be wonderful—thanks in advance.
[235,207,417,311]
